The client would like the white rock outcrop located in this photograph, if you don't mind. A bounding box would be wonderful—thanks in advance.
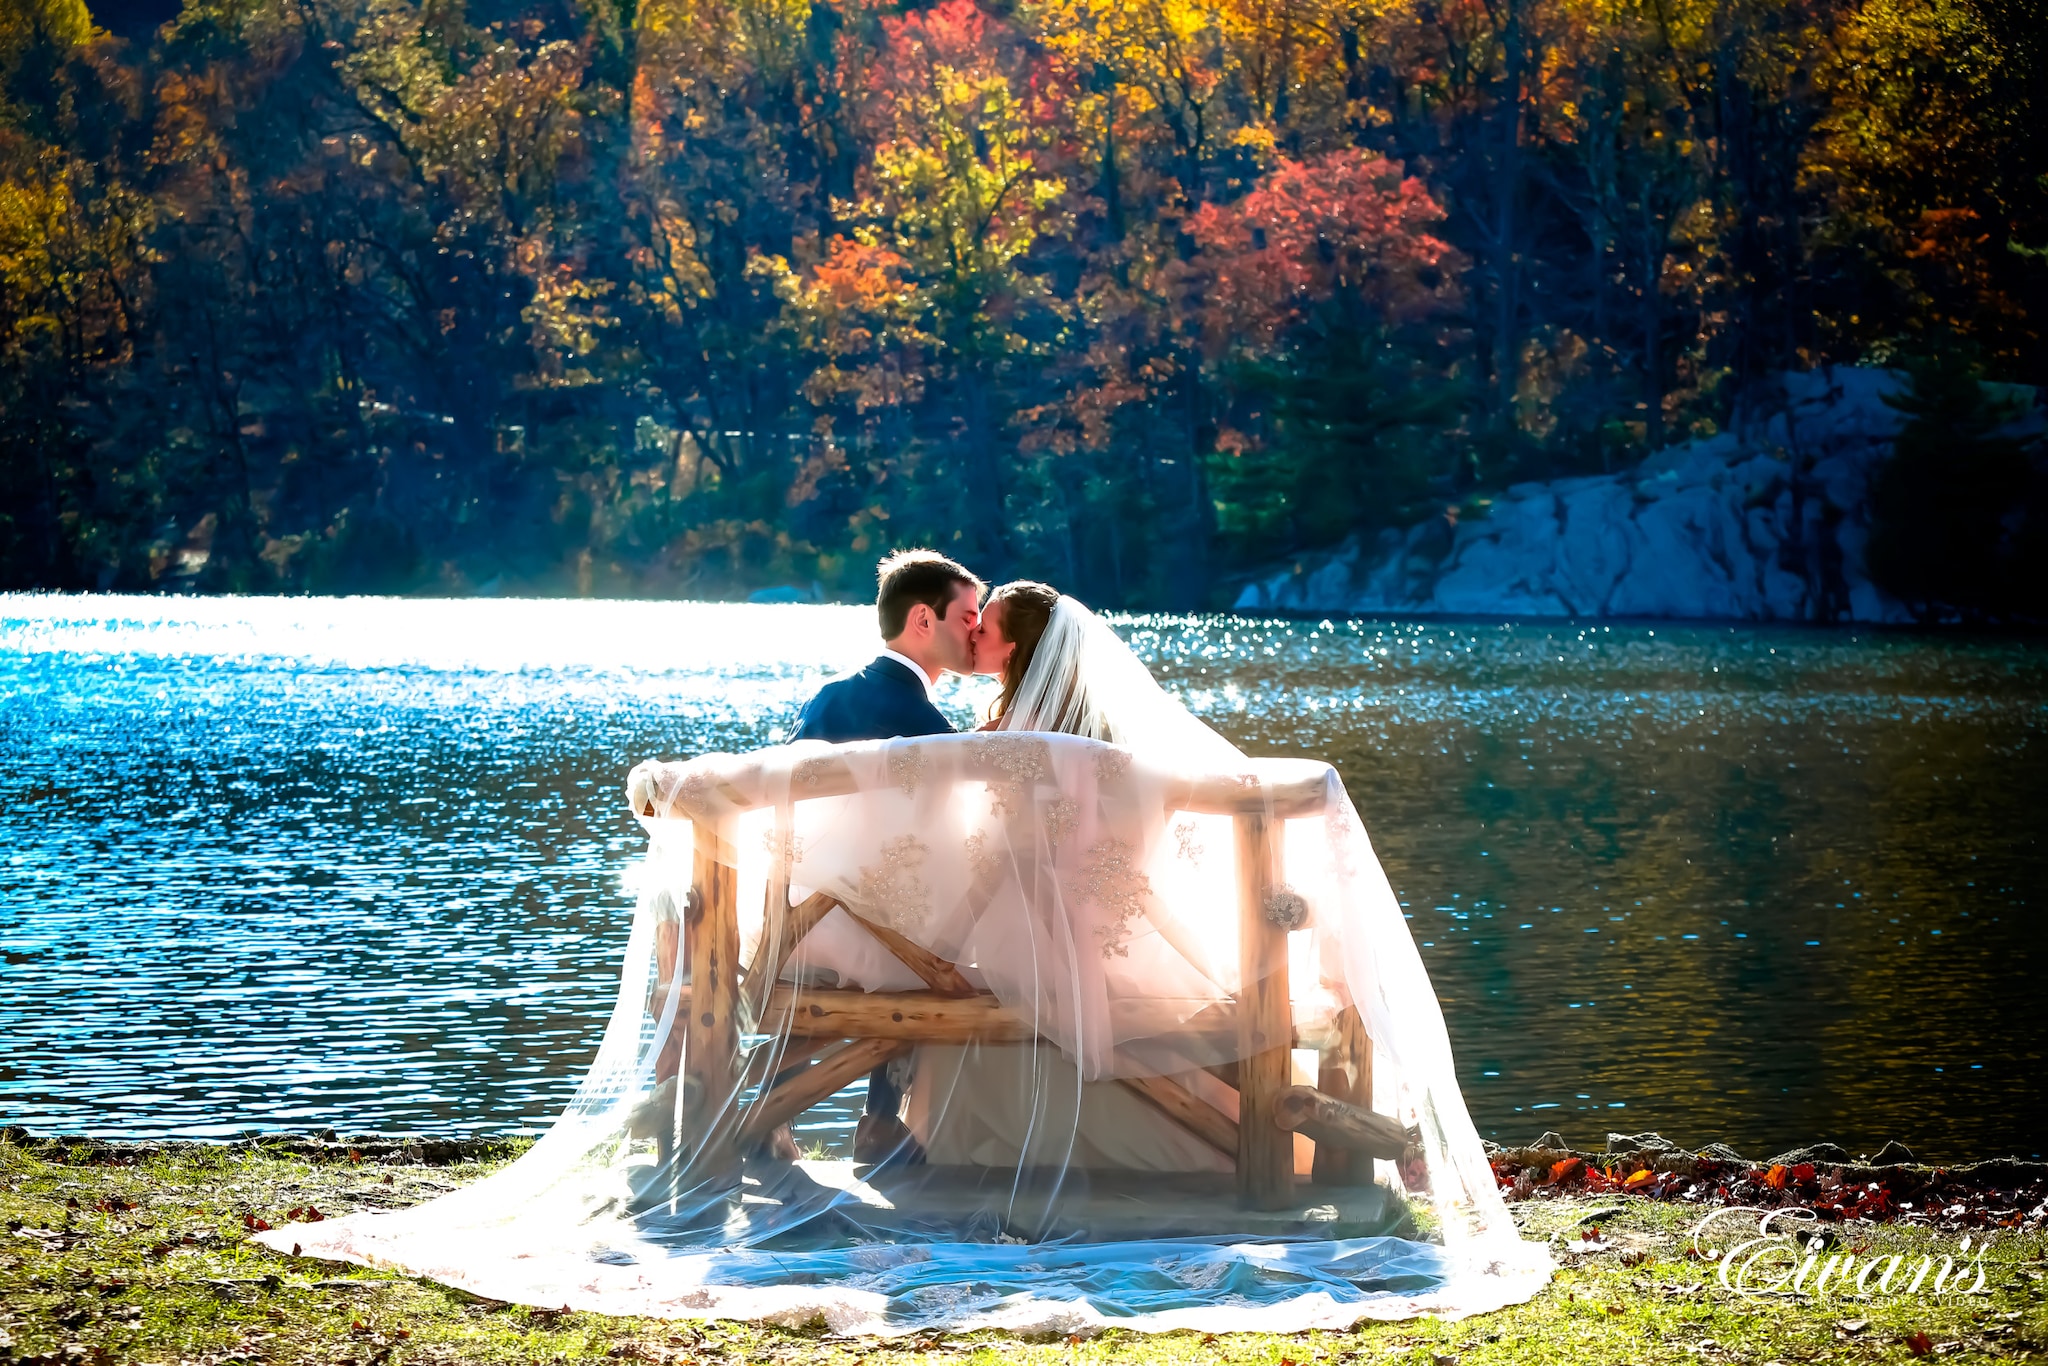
[1233,366,2041,622]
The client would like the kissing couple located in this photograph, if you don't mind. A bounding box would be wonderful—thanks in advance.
[786,549,1249,1165]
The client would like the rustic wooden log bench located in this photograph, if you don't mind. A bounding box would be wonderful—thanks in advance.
[628,749,1409,1210]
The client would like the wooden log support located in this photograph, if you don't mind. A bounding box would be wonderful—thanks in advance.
[745,890,840,1018]
[846,911,978,996]
[1234,810,1294,1209]
[1272,1085,1411,1160]
[1312,1006,1374,1184]
[650,908,685,1084]
[1118,1072,1239,1157]
[631,753,1336,822]
[745,857,793,1022]
[681,819,742,1175]
[740,1038,910,1143]
[781,988,1033,1041]
[738,1033,840,1092]
[671,986,1248,1043]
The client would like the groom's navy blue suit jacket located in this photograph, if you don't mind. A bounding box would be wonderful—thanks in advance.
[786,654,951,1126]
[788,656,953,743]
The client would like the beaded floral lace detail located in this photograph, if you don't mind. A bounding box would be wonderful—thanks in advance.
[1077,837,1152,959]
[1043,796,1080,845]
[1324,789,1361,882]
[963,830,1002,883]
[888,745,927,795]
[1172,819,1205,864]
[762,825,805,867]
[1263,885,1310,930]
[1093,746,1133,783]
[975,735,1051,815]
[793,756,835,788]
[854,835,932,935]
[665,769,715,819]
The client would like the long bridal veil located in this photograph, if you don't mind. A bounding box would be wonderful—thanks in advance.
[995,596,1245,769]
[256,606,1552,1334]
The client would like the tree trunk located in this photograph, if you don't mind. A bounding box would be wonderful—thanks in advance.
[1491,0,1528,417]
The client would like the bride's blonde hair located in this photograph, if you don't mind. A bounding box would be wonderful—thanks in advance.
[985,580,1060,723]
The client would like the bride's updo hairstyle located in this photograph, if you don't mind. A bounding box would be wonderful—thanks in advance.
[985,580,1060,723]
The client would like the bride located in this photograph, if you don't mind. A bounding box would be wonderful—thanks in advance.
[890,584,1256,1171]
[968,582,1243,765]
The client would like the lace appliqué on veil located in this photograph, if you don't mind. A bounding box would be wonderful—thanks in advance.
[1094,746,1133,784]
[975,735,1051,815]
[762,825,805,867]
[1077,837,1152,959]
[963,830,1001,884]
[854,835,932,935]
[888,746,927,795]
[1324,787,1364,883]
[1173,820,1205,865]
[1043,796,1080,846]
[658,769,716,820]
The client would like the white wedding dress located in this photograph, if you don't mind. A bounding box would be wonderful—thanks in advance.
[255,598,1552,1334]
[892,597,1258,1172]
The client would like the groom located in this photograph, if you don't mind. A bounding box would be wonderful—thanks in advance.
[788,549,985,1163]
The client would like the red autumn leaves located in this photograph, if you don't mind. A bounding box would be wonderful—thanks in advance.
[1494,1152,2048,1230]
[1187,149,1455,353]
[242,1205,324,1233]
[1498,1155,1695,1199]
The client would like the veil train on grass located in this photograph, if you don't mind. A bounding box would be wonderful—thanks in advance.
[258,603,1552,1332]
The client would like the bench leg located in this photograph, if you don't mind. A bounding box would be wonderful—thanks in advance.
[1235,812,1294,1210]
[1312,1006,1373,1185]
[680,819,741,1181]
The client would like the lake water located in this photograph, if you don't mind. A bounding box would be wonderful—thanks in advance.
[2,596,2043,1163]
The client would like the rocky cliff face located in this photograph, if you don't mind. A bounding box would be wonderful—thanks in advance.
[1232,366,2043,622]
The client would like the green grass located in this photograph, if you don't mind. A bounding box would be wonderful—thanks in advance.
[2,1135,2043,1365]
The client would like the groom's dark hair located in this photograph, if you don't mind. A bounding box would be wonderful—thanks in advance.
[876,550,984,639]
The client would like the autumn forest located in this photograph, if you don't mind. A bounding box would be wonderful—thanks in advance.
[1,0,2042,602]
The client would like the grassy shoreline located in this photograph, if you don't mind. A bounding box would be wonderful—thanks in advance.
[2,1134,2044,1365]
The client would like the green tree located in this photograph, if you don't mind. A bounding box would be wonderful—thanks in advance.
[1865,347,2043,622]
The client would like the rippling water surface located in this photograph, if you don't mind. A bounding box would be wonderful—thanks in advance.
[3,596,2043,1162]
